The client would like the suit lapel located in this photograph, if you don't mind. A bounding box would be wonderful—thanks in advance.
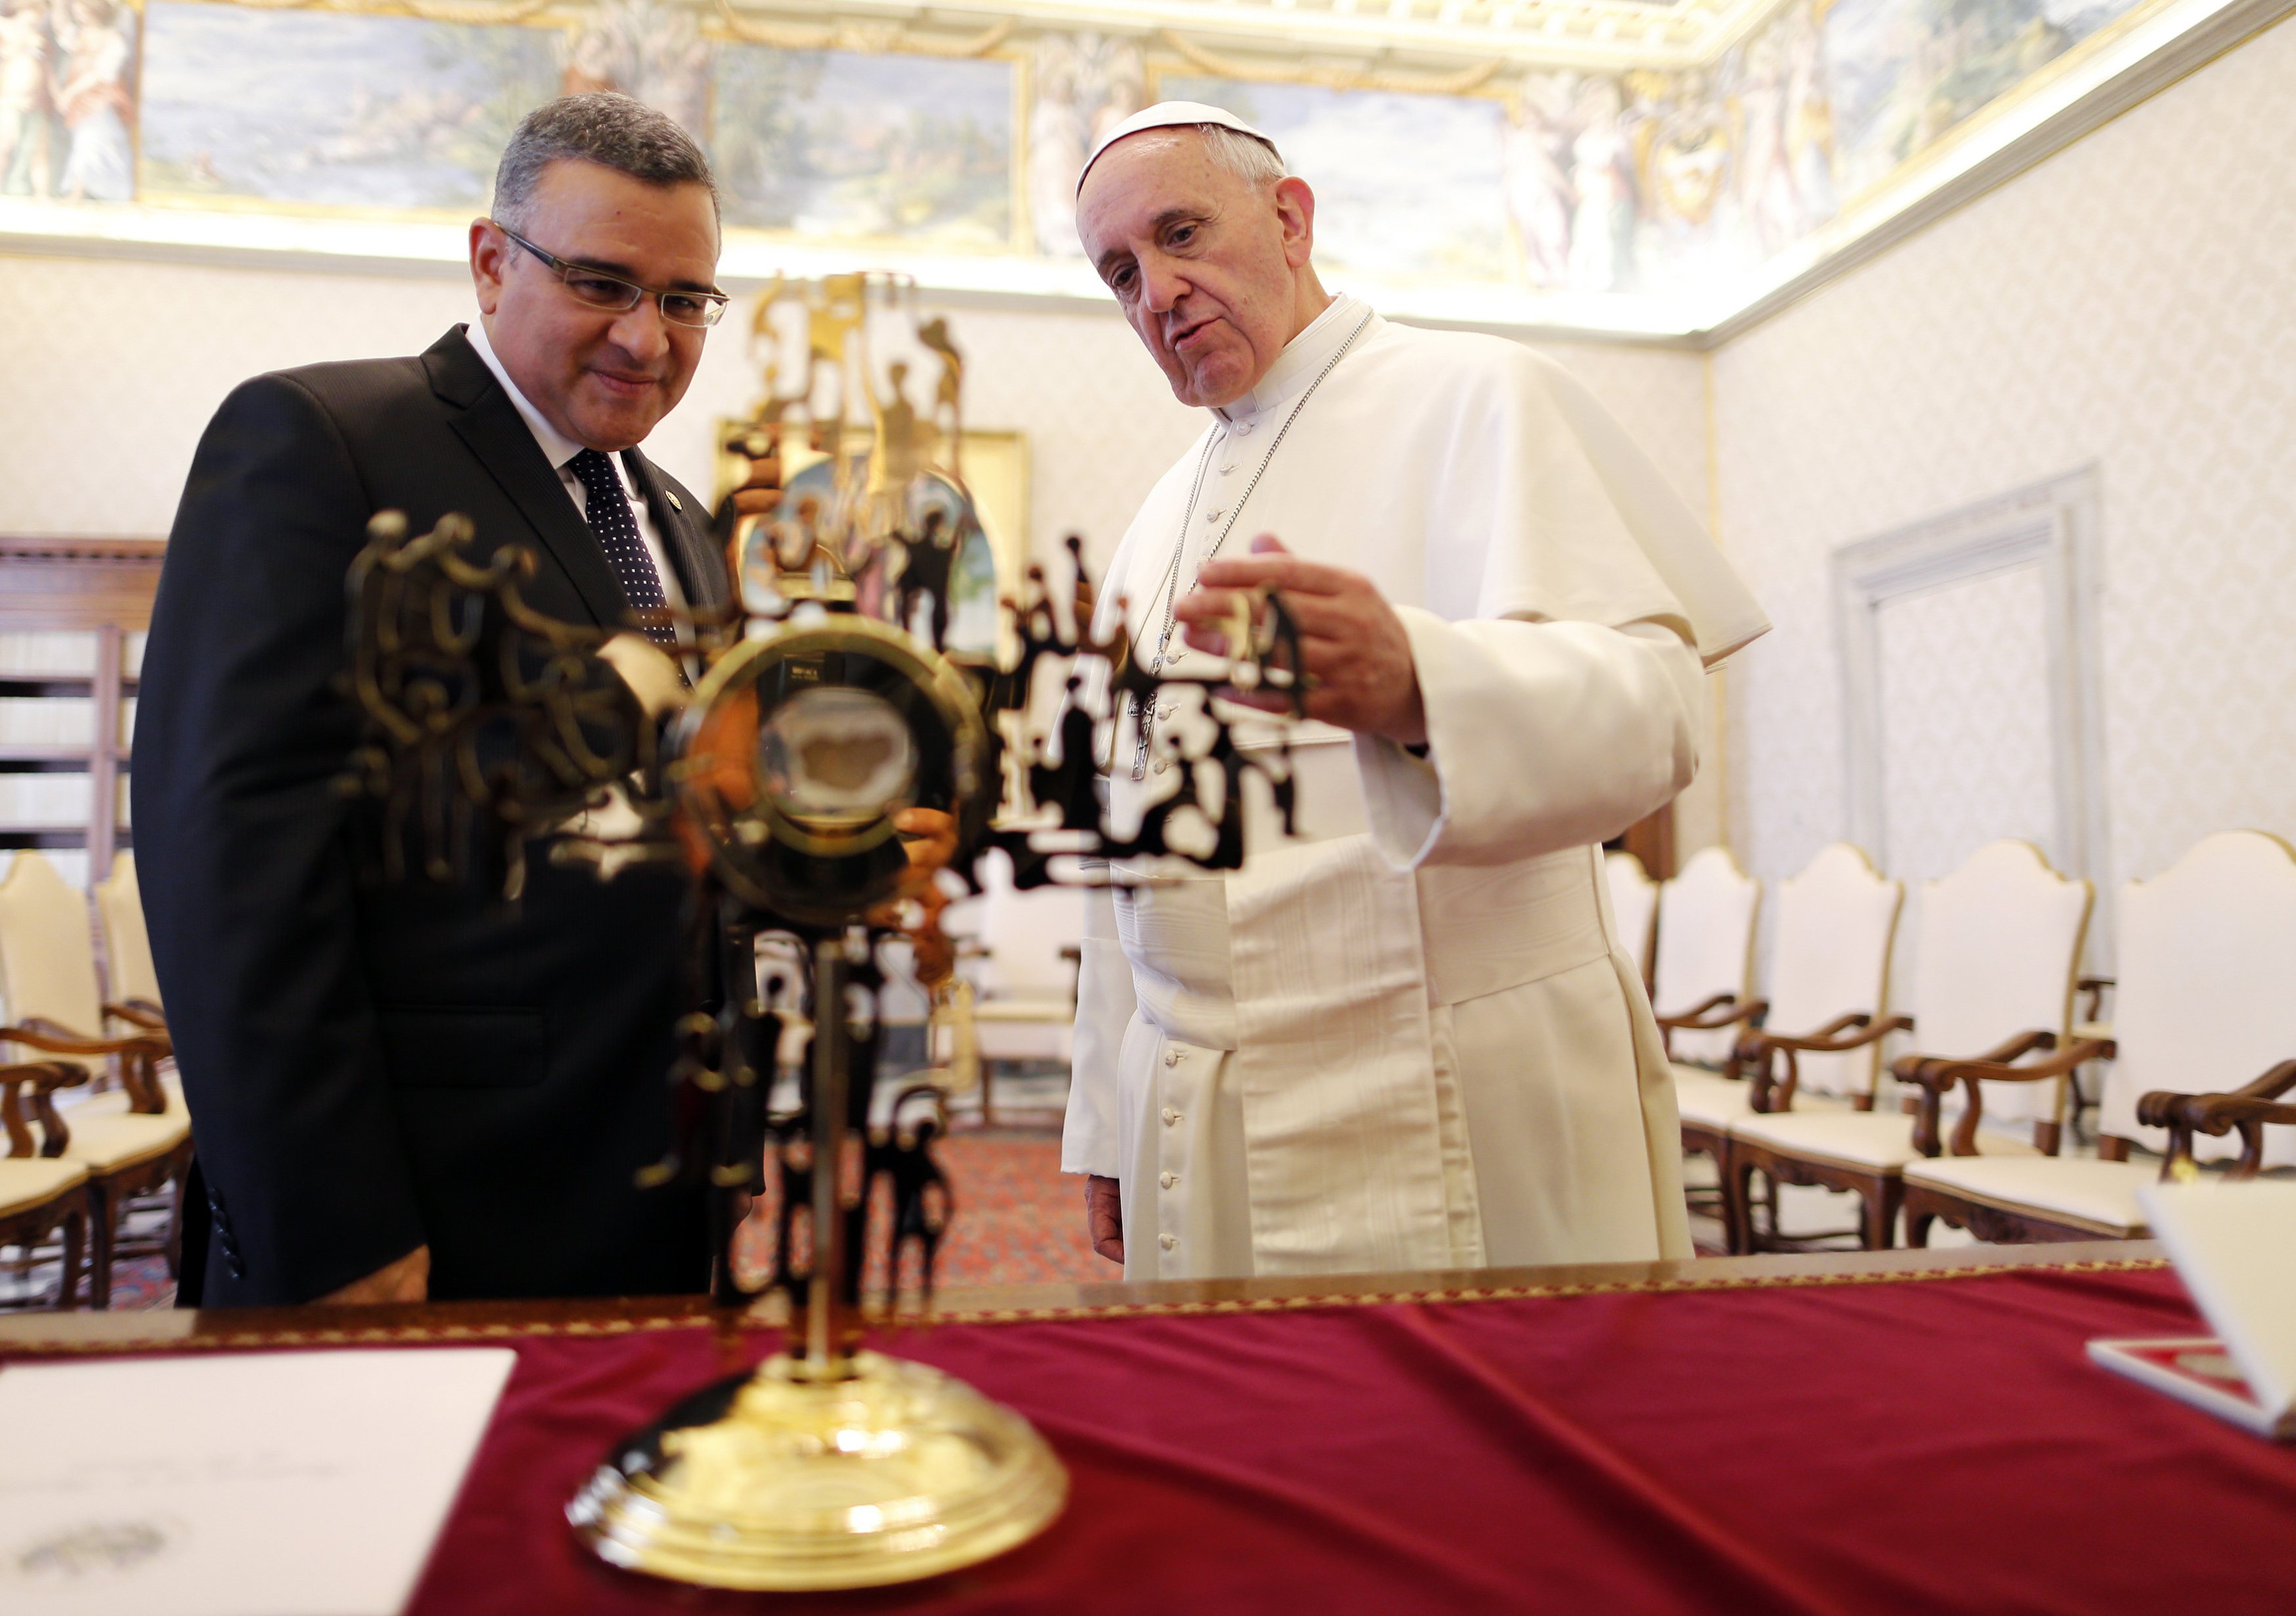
[425,327,627,628]
[623,450,731,613]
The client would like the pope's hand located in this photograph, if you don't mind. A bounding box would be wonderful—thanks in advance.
[1176,534,1428,748]
[1084,1175,1124,1265]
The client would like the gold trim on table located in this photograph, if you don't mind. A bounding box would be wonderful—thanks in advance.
[0,1253,2173,1356]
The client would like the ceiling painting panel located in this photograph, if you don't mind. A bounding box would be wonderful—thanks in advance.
[0,0,2273,337]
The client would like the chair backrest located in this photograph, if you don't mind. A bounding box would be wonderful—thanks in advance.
[2103,831,2296,1169]
[1765,843,1903,1098]
[1652,846,1761,1064]
[95,851,162,1010]
[956,853,1086,1003]
[0,850,106,1071]
[1602,850,1657,987]
[1912,840,2090,1128]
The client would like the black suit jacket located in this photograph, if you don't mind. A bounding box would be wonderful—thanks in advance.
[136,326,725,1305]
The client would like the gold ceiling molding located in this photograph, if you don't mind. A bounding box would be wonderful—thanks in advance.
[221,0,556,19]
[951,0,1745,71]
[711,1,1016,57]
[1157,28,1506,95]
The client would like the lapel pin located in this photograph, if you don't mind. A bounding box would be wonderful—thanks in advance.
[667,490,683,511]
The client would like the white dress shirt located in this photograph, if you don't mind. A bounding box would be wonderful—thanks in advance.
[465,317,691,629]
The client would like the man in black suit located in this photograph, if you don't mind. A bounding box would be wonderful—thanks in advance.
[136,95,736,1306]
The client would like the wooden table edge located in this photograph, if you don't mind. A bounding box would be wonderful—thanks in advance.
[0,1240,2169,1355]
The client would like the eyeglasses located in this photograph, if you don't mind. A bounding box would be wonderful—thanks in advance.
[491,221,729,329]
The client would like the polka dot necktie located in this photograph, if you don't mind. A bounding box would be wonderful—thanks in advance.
[567,447,679,652]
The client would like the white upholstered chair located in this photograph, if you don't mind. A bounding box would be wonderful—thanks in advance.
[89,852,179,1114]
[1,1060,91,1308]
[1675,844,1904,1185]
[1650,846,1762,1067]
[95,852,165,1020]
[1902,831,2296,1244]
[0,851,190,1306]
[1603,850,1658,992]
[1726,840,2098,1251]
[946,864,1083,1123]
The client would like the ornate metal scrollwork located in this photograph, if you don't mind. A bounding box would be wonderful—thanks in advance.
[340,281,1315,1590]
[337,280,1305,1329]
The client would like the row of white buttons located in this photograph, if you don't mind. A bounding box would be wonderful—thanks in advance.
[1158,1038,1201,1259]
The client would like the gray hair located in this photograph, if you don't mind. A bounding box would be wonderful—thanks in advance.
[491,93,718,231]
[1198,124,1287,189]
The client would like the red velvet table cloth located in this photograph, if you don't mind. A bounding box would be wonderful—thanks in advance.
[360,1259,2296,1614]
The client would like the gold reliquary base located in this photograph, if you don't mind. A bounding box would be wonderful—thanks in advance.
[567,1349,1068,1590]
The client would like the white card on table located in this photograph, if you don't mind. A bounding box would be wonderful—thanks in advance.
[0,1347,515,1616]
[2087,1181,2296,1437]
[2086,1337,2296,1438]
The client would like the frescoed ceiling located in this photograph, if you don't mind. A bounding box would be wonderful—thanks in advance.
[965,0,1781,69]
[0,0,2283,340]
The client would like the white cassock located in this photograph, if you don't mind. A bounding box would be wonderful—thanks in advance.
[1061,293,1769,1281]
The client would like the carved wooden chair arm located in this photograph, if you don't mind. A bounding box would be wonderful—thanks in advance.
[2137,1060,2296,1181]
[1655,993,1768,1032]
[104,1001,169,1034]
[1922,1037,2113,1092]
[4,1017,167,1060]
[4,1017,172,1112]
[1906,1034,2112,1157]
[1736,1014,1905,1113]
[1749,1012,1912,1058]
[0,1059,86,1158]
[1892,1028,2054,1089]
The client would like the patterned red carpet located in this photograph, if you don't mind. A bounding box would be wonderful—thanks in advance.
[906,1125,1109,1288]
[732,1125,1109,1294]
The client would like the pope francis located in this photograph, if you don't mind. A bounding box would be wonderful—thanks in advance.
[1061,103,1769,1282]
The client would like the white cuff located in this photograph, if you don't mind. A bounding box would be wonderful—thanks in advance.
[1059,924,1133,1177]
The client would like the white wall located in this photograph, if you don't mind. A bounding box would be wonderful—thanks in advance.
[0,256,1706,556]
[0,255,1205,567]
[1537,336,1723,857]
[1713,12,2296,915]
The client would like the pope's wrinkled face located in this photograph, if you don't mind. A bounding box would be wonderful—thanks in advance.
[470,159,720,452]
[1076,131,1315,409]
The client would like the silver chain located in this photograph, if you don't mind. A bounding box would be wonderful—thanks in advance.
[1130,306,1374,782]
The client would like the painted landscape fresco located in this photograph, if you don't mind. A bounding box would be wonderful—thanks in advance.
[713,44,1011,246]
[1507,0,2150,294]
[1159,74,1510,282]
[131,0,1011,245]
[140,3,554,210]
[12,0,2163,294]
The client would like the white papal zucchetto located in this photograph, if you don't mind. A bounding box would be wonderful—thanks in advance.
[1076,101,1284,195]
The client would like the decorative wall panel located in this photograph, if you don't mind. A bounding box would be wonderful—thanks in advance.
[1876,567,2058,884]
[1715,13,2296,963]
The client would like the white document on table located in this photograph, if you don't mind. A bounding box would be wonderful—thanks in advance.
[0,1347,515,1616]
[2087,1181,2296,1438]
